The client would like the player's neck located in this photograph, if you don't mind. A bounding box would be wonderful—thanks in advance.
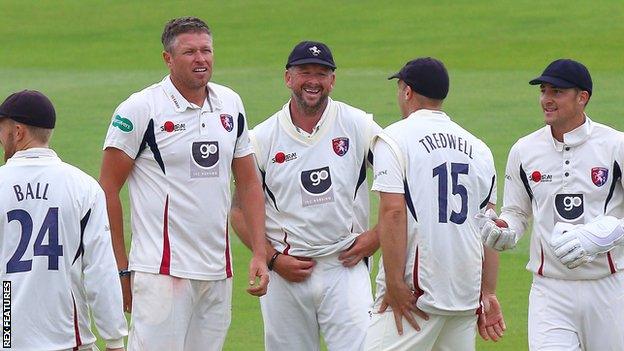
[171,77,208,107]
[550,113,586,142]
[289,100,326,133]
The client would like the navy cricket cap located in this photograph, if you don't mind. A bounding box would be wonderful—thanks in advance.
[529,59,593,96]
[0,90,56,129]
[286,41,336,70]
[388,57,449,100]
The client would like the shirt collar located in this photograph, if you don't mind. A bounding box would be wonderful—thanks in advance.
[284,97,333,138]
[8,148,59,162]
[407,108,450,121]
[550,114,592,151]
[161,75,223,113]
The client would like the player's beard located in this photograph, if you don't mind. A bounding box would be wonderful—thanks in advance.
[291,88,329,116]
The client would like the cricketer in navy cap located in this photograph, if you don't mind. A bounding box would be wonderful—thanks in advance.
[529,58,593,96]
[388,57,449,100]
[286,41,336,70]
[0,90,56,129]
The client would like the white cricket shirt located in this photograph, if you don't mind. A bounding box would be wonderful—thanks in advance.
[251,98,381,257]
[0,148,127,350]
[103,76,253,280]
[372,109,497,315]
[501,116,624,280]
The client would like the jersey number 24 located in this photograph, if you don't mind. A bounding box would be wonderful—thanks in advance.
[6,208,63,273]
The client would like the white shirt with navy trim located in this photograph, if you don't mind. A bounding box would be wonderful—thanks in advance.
[501,116,624,280]
[250,98,381,257]
[0,148,127,350]
[103,75,253,280]
[371,109,497,315]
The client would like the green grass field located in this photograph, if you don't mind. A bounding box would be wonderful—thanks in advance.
[1,1,623,349]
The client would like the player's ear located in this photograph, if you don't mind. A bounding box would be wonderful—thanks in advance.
[285,69,293,88]
[578,90,589,107]
[163,50,172,67]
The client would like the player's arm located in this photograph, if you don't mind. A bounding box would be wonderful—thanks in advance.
[99,147,134,312]
[378,192,428,334]
[80,187,128,349]
[479,145,531,250]
[478,204,506,342]
[232,154,269,296]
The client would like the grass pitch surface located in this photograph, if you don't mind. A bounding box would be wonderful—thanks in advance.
[1,1,623,350]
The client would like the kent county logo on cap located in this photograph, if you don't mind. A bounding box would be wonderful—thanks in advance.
[309,46,321,56]
[591,167,609,187]
[220,114,234,132]
[112,115,133,133]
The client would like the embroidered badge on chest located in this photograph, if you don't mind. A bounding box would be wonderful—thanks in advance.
[332,137,349,156]
[591,167,609,187]
[220,114,234,132]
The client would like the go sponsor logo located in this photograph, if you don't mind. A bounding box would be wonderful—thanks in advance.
[554,193,584,221]
[190,141,219,178]
[300,166,334,206]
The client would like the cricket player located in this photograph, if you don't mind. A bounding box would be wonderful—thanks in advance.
[99,17,268,351]
[231,41,382,350]
[364,58,505,351]
[479,59,624,350]
[0,90,127,350]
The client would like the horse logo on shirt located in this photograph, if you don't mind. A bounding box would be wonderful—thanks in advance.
[220,114,234,132]
[591,167,609,187]
[332,137,349,156]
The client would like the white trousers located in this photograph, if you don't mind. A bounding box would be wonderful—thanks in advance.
[529,273,624,351]
[261,254,372,351]
[128,272,232,351]
[364,310,477,351]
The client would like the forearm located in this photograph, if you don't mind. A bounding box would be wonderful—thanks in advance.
[237,183,267,258]
[380,206,407,287]
[104,191,128,269]
[481,246,499,294]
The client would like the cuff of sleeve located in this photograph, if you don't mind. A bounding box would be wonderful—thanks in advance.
[105,338,125,349]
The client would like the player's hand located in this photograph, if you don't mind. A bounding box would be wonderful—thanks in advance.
[379,281,428,335]
[247,254,269,296]
[550,217,624,269]
[475,209,518,251]
[338,229,379,267]
[273,254,316,283]
[478,292,506,342]
[120,275,132,313]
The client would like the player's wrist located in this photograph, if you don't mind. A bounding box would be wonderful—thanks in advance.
[118,268,131,278]
[268,251,281,271]
[104,337,125,349]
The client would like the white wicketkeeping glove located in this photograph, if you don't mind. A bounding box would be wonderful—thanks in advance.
[475,209,519,251]
[550,216,624,269]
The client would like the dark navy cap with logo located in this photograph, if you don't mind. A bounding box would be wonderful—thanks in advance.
[529,59,593,96]
[0,90,56,129]
[286,41,336,70]
[388,57,449,100]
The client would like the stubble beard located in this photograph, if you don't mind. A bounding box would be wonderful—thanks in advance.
[292,90,329,116]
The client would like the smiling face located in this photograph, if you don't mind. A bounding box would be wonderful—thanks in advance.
[539,83,588,134]
[164,32,214,94]
[285,64,335,115]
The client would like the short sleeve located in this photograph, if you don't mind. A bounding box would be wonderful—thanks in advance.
[233,96,253,159]
[102,94,150,159]
[371,135,405,194]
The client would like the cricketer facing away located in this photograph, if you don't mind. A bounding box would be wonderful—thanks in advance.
[364,58,505,351]
[0,90,127,351]
[99,17,268,351]
[232,41,382,351]
[479,59,624,350]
